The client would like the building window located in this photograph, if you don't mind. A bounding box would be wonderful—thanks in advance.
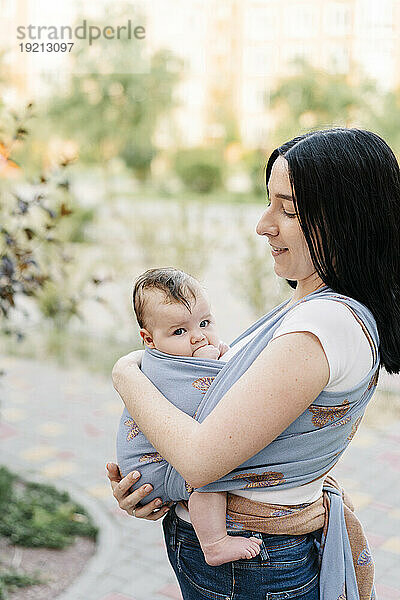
[357,0,393,32]
[325,44,350,73]
[0,0,15,18]
[324,2,352,36]
[244,5,277,41]
[284,3,316,37]
[356,39,394,90]
[283,42,313,67]
[243,45,274,77]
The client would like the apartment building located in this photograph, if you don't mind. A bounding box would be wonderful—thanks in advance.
[2,0,400,147]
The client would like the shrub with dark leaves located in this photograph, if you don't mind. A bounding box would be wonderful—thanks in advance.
[0,103,76,339]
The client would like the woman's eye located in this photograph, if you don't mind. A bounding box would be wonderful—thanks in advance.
[266,196,295,217]
[200,320,209,327]
[173,328,185,336]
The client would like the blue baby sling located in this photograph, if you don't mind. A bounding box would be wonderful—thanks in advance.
[116,285,380,600]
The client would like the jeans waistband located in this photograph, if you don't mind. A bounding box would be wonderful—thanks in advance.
[164,505,315,561]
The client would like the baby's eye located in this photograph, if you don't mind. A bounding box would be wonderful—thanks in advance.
[200,320,209,327]
[173,328,185,336]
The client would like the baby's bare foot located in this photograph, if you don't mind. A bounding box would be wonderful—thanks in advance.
[202,535,262,566]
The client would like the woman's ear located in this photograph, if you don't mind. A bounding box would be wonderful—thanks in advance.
[139,328,155,349]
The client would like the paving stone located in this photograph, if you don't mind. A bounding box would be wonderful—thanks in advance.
[2,356,400,598]
[155,583,183,599]
[381,536,400,554]
[123,571,172,599]
[375,583,400,599]
[101,594,137,600]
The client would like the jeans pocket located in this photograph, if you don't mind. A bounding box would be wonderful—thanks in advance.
[265,572,319,600]
[267,536,316,569]
[176,538,234,600]
[264,536,319,600]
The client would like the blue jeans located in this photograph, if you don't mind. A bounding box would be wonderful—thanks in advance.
[162,506,320,600]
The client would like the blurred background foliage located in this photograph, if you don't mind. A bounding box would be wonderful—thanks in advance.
[2,4,400,374]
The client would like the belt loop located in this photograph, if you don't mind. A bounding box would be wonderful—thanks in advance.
[251,532,269,562]
[169,509,177,551]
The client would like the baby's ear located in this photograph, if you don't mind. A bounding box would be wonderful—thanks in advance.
[139,328,155,349]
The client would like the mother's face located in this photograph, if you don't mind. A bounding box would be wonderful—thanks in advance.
[256,156,320,287]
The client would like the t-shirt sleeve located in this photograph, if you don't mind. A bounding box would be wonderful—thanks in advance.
[271,299,373,392]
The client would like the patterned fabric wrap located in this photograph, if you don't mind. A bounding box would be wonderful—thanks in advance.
[226,475,375,600]
[116,351,225,504]
[116,285,380,600]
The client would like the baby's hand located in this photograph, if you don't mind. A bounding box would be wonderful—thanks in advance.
[218,341,230,357]
[192,345,220,360]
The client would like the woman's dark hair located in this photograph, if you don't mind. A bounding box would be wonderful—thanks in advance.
[266,127,400,374]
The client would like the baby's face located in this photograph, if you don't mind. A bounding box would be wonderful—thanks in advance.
[141,288,220,356]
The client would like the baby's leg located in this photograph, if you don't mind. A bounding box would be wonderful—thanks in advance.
[188,491,262,566]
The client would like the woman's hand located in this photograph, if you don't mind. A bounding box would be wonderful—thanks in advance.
[112,349,144,393]
[106,462,172,520]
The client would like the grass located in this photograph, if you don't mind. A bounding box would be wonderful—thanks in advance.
[0,569,43,600]
[127,187,265,206]
[0,466,98,598]
[0,466,98,548]
[2,326,137,377]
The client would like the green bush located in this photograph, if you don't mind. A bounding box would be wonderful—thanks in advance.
[242,149,267,197]
[120,143,156,181]
[0,466,98,548]
[0,569,43,600]
[58,204,95,243]
[0,102,80,341]
[173,147,223,194]
[0,468,14,507]
[0,466,98,597]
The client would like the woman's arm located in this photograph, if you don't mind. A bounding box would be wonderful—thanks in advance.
[112,331,329,488]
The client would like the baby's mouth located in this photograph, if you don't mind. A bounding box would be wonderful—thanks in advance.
[193,343,207,354]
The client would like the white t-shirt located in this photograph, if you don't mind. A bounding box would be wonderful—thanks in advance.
[175,298,374,522]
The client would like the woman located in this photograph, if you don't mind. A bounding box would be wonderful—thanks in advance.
[108,128,400,600]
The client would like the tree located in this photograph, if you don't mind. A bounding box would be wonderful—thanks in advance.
[366,90,400,157]
[269,59,377,146]
[45,5,182,180]
[268,59,400,162]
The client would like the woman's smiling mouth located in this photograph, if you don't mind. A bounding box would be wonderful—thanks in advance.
[270,244,288,256]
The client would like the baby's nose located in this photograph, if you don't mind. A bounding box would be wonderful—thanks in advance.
[191,330,206,344]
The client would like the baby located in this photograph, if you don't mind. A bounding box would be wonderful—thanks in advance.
[132,267,262,566]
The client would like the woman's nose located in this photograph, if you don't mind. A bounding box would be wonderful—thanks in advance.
[256,209,279,237]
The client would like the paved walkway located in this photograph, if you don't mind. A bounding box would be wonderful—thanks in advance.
[1,356,400,600]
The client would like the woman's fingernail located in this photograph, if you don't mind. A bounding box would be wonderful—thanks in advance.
[131,471,139,478]
[155,499,162,506]
[144,484,152,492]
